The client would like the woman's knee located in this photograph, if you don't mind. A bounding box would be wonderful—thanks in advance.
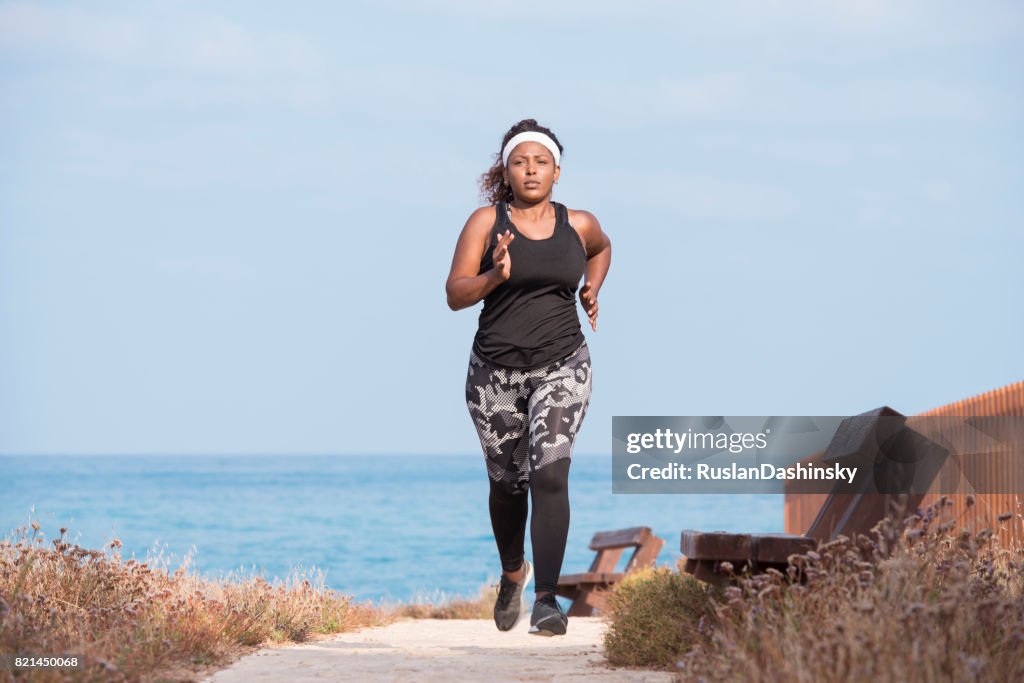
[530,458,570,497]
[489,476,525,502]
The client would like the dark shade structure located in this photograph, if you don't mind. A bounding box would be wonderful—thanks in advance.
[785,381,1024,549]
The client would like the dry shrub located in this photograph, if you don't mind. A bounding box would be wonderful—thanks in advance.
[602,496,1024,682]
[0,520,387,682]
[603,566,719,668]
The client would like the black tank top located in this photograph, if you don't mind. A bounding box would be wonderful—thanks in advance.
[472,200,587,369]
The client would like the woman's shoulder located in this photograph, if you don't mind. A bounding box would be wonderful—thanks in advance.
[461,204,502,252]
[461,204,501,236]
[565,206,601,231]
[564,206,607,254]
[467,203,501,227]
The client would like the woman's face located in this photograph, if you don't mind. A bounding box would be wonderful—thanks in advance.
[503,140,560,203]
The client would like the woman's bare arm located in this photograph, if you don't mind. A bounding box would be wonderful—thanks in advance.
[445,206,515,311]
[569,209,612,331]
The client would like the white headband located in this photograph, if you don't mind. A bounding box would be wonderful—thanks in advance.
[502,131,561,167]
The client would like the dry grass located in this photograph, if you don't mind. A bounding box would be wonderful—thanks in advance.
[0,517,522,681]
[0,519,390,682]
[604,496,1024,682]
[386,584,496,620]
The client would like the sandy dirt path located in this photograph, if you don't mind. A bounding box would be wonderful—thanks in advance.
[201,616,673,682]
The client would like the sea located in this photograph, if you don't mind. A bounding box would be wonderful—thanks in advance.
[1,455,784,605]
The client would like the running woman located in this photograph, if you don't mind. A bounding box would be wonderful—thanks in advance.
[445,119,612,636]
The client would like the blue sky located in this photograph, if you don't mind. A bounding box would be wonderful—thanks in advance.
[1,1,1021,456]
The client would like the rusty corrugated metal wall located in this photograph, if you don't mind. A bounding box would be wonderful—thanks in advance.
[784,381,1024,548]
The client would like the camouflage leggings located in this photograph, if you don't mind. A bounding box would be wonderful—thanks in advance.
[465,342,592,493]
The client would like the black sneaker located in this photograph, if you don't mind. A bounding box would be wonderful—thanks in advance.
[493,559,533,631]
[529,593,568,636]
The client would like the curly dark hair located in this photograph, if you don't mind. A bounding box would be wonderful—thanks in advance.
[479,119,564,205]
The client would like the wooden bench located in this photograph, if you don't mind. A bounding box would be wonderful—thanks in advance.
[556,526,664,616]
[680,530,817,586]
[679,407,949,586]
